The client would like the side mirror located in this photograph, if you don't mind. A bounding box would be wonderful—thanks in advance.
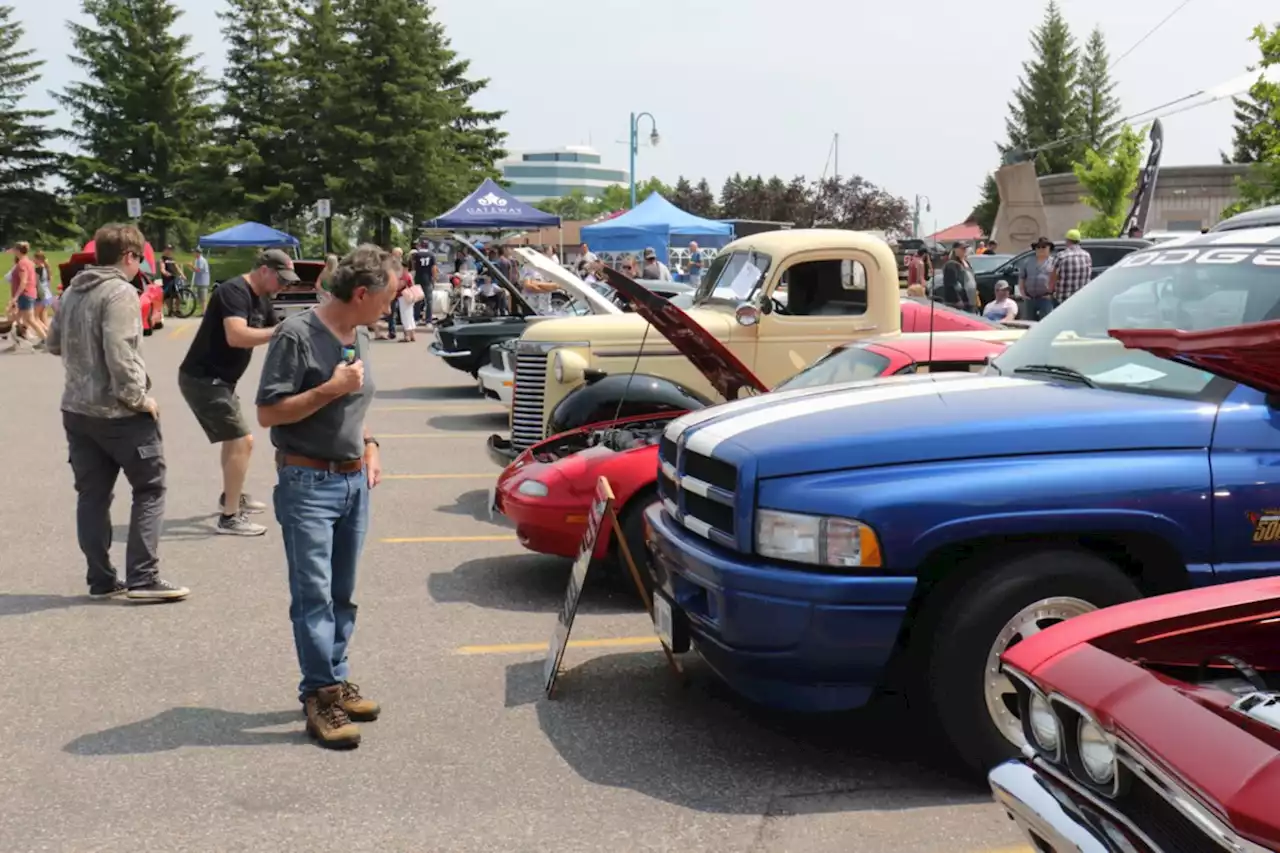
[735,303,761,327]
[759,298,773,316]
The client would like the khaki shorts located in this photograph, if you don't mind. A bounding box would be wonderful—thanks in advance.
[178,371,249,444]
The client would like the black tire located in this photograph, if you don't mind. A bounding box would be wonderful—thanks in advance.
[174,286,198,318]
[923,548,1141,776]
[615,489,657,601]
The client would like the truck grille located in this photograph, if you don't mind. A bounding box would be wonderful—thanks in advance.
[511,352,548,451]
[657,437,738,550]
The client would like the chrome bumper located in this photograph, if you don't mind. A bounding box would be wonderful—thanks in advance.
[428,342,471,359]
[487,434,517,468]
[989,760,1156,853]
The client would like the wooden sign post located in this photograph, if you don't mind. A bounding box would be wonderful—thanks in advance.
[544,477,684,699]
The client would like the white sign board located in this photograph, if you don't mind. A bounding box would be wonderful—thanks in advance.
[126,198,142,218]
[316,198,332,219]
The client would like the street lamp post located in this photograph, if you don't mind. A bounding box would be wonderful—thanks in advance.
[629,111,660,208]
[913,195,932,239]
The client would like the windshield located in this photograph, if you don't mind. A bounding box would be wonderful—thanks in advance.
[970,254,1011,273]
[992,244,1280,400]
[776,346,892,391]
[694,250,773,304]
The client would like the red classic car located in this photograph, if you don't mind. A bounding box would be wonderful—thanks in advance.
[898,295,1027,333]
[494,331,1009,588]
[990,321,1280,852]
[59,247,165,334]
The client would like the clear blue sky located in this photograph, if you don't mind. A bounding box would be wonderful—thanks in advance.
[24,0,1278,229]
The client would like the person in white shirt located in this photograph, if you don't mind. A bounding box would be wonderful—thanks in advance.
[983,280,1019,322]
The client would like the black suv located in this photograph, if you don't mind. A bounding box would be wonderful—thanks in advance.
[970,237,1152,304]
[1212,204,1280,232]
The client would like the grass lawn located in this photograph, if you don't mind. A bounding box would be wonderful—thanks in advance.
[2,247,263,306]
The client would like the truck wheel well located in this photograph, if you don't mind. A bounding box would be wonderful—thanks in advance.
[885,531,1189,689]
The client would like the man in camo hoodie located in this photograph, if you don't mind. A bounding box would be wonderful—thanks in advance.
[46,223,189,602]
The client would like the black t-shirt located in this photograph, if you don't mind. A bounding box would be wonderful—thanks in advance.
[179,275,277,385]
[161,255,179,280]
[412,249,435,285]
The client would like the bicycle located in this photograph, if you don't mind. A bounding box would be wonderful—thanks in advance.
[165,278,199,319]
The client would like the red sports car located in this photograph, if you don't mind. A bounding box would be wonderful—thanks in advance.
[59,246,165,334]
[990,321,1280,853]
[898,296,1025,333]
[494,334,1009,585]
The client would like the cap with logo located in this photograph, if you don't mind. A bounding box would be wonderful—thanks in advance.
[256,248,300,283]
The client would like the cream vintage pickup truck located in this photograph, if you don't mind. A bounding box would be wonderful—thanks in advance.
[487,228,1024,464]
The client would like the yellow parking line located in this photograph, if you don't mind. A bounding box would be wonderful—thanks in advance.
[456,636,661,655]
[379,535,517,543]
[383,473,494,480]
[165,322,195,340]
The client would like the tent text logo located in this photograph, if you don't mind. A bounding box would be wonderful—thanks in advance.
[477,193,508,207]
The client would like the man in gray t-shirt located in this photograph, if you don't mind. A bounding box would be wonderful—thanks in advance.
[255,244,396,751]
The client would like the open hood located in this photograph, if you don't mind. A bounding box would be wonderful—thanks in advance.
[451,234,537,316]
[511,247,621,316]
[1111,320,1280,395]
[600,266,768,402]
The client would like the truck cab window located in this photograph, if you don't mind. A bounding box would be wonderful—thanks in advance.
[777,258,869,317]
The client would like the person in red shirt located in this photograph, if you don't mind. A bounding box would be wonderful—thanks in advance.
[6,242,49,345]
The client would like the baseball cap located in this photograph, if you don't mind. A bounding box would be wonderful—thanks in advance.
[995,279,1011,292]
[643,247,657,259]
[256,248,300,282]
[1065,228,1082,242]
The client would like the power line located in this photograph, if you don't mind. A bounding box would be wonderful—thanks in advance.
[1112,0,1195,69]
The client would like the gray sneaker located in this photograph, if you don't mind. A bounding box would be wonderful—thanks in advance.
[217,513,267,537]
[219,492,267,515]
[126,579,190,602]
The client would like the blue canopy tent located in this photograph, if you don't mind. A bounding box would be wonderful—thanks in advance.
[425,179,561,231]
[198,221,301,255]
[579,193,734,265]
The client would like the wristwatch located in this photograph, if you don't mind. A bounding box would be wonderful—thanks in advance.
[364,437,380,449]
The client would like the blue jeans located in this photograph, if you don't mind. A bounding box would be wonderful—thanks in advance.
[1025,295,1054,321]
[274,464,370,700]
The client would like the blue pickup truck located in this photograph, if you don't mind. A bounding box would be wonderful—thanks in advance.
[645,228,1280,774]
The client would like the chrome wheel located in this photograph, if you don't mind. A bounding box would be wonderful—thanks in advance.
[984,596,1097,748]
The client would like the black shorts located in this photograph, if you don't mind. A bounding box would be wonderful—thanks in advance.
[178,371,250,444]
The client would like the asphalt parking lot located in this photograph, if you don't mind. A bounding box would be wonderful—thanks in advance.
[0,318,1029,852]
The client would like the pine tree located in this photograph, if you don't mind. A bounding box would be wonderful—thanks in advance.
[216,0,295,225]
[0,5,74,246]
[1004,0,1085,175]
[328,0,505,245]
[968,174,1001,237]
[1078,26,1121,155]
[688,178,718,218]
[671,176,696,212]
[56,0,215,247]
[1224,94,1270,163]
[285,0,349,213]
[719,174,745,218]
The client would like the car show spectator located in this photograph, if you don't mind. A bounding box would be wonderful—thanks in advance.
[190,247,211,312]
[33,250,54,326]
[906,247,932,288]
[394,258,418,342]
[177,249,293,536]
[941,242,974,312]
[640,247,671,281]
[686,241,704,286]
[7,242,48,346]
[1019,237,1056,320]
[575,242,597,276]
[982,280,1019,322]
[255,243,392,750]
[316,253,338,301]
[1050,228,1092,306]
[46,223,189,602]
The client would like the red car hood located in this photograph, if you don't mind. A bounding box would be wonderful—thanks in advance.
[600,266,768,401]
[1111,319,1280,395]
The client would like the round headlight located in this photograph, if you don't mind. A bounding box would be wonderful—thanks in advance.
[1078,718,1116,785]
[516,480,549,498]
[1028,693,1060,752]
[553,351,565,383]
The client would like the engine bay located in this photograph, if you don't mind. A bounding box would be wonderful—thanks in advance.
[530,419,671,464]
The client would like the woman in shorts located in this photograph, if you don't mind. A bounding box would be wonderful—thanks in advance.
[33,251,55,325]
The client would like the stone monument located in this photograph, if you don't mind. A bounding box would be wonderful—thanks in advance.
[992,159,1049,249]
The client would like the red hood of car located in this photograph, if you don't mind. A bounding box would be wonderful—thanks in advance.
[1111,319,1280,395]
[600,266,768,401]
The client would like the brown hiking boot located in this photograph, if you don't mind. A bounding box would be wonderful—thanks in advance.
[305,685,361,749]
[339,681,381,722]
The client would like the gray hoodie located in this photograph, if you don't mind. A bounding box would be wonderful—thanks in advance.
[46,266,151,418]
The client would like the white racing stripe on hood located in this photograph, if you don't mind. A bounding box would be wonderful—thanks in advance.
[663,372,942,443]
[685,375,1033,456]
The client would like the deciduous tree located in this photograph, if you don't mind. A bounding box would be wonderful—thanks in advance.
[1073,124,1145,238]
[1223,23,1280,216]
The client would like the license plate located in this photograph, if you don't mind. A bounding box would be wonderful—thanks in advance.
[653,593,674,649]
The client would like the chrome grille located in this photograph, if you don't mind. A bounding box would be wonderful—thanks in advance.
[511,353,548,451]
[658,437,737,549]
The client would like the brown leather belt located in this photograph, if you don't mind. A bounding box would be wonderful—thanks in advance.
[277,452,364,473]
